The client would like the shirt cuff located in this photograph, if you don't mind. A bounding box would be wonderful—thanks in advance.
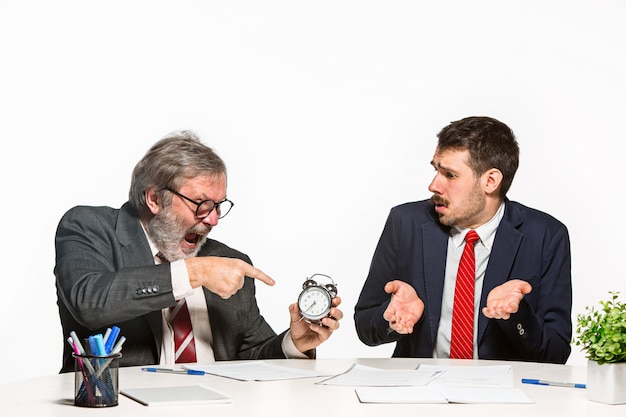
[170,259,194,299]
[282,331,312,359]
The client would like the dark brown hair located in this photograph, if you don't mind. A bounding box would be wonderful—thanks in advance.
[437,116,519,198]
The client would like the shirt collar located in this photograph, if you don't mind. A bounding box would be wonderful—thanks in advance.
[140,221,161,261]
[450,201,505,250]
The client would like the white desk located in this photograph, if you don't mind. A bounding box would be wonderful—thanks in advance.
[1,358,623,416]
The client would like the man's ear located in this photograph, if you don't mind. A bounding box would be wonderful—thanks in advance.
[145,188,161,215]
[483,168,503,195]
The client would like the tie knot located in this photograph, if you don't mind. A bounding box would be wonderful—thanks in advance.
[465,230,480,245]
[156,252,169,263]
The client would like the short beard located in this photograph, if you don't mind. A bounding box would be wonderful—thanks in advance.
[145,206,208,262]
[432,181,485,228]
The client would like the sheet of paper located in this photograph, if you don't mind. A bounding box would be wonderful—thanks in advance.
[355,385,534,404]
[356,386,448,403]
[438,385,534,404]
[417,364,513,386]
[184,361,333,381]
[318,363,443,386]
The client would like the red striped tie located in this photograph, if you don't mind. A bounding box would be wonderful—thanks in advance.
[170,299,197,363]
[450,230,480,359]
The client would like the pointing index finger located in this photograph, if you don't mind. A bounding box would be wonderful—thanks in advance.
[244,264,275,286]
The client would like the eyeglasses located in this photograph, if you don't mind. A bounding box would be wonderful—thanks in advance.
[165,188,234,219]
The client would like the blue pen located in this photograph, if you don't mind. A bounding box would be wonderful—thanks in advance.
[93,334,107,356]
[521,378,586,389]
[104,326,121,354]
[141,367,205,376]
[88,335,98,356]
[103,328,112,345]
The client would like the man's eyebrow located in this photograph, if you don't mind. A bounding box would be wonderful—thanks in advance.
[432,160,462,176]
[431,160,449,170]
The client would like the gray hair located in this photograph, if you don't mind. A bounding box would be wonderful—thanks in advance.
[129,130,227,219]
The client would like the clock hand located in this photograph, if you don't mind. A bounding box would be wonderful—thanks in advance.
[299,301,318,322]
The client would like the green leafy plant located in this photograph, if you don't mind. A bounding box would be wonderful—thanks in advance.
[575,291,626,364]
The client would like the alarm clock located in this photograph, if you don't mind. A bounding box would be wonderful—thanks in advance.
[297,274,337,324]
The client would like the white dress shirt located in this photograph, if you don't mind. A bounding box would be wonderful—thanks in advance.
[434,202,505,359]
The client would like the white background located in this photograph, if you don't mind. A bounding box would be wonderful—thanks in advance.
[1,1,625,385]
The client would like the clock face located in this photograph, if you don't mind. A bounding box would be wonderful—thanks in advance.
[298,286,332,321]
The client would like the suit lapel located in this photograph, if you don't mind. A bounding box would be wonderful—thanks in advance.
[116,202,153,265]
[422,221,450,347]
[477,202,523,344]
[116,202,164,355]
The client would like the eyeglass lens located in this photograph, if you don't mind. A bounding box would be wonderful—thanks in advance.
[197,200,233,219]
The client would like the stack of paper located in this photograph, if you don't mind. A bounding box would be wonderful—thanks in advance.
[318,363,534,404]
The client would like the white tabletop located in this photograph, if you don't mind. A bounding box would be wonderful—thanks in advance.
[1,358,622,416]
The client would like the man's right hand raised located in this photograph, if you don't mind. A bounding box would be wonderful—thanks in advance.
[383,280,424,334]
[185,256,275,299]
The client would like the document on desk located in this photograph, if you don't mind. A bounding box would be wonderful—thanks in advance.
[318,364,442,386]
[317,363,512,387]
[351,364,531,404]
[356,385,449,403]
[438,385,534,403]
[355,385,534,404]
[184,361,333,381]
[417,364,513,386]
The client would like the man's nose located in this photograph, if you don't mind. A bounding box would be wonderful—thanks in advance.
[201,210,219,226]
[428,174,440,194]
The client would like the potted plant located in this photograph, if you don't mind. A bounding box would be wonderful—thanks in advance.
[575,291,626,404]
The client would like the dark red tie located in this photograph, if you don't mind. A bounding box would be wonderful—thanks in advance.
[450,230,480,359]
[170,298,197,363]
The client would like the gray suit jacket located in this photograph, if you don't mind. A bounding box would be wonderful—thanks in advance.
[55,202,288,373]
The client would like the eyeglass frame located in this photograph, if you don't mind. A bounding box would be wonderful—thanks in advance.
[164,187,234,219]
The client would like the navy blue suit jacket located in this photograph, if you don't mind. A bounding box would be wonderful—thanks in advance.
[354,199,572,364]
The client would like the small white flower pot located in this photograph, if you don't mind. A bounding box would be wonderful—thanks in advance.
[587,360,626,404]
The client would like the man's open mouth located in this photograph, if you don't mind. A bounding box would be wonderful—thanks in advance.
[430,195,447,208]
[184,233,201,246]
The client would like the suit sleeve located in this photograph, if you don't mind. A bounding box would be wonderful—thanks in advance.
[487,220,572,364]
[354,211,404,346]
[55,206,175,330]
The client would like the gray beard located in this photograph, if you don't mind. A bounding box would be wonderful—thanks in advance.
[145,207,208,261]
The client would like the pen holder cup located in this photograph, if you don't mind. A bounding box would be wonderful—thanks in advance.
[72,352,122,407]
